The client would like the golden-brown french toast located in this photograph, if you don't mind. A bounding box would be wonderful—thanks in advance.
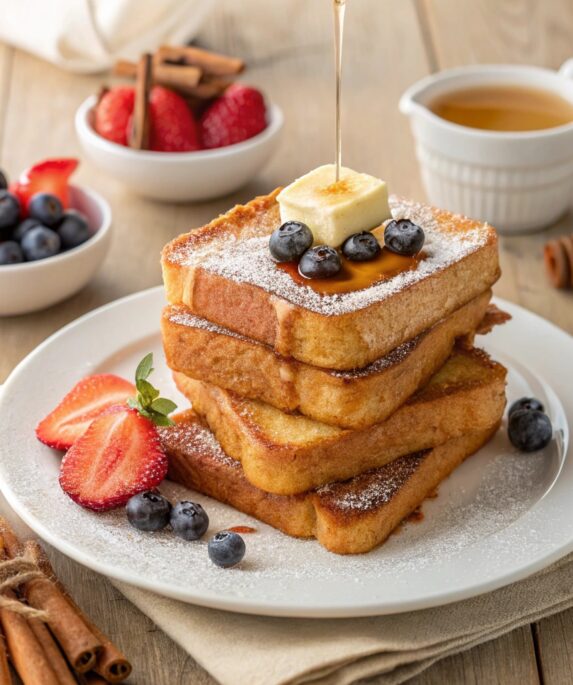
[161,190,499,370]
[173,347,507,495]
[162,289,492,430]
[161,413,498,554]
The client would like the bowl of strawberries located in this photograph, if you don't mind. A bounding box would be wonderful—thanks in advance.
[0,158,111,316]
[75,46,284,202]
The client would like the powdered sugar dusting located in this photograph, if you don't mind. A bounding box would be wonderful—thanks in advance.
[158,419,239,470]
[167,306,250,344]
[168,196,490,315]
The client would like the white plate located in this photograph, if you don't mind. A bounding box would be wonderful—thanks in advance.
[0,288,571,618]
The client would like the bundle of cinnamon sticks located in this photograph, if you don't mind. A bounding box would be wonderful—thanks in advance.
[113,44,245,150]
[0,519,131,684]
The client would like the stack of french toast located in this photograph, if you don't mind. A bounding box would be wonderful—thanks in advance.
[159,165,508,554]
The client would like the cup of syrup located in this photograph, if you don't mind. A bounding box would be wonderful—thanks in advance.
[400,61,573,234]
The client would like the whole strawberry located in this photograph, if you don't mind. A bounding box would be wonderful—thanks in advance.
[148,86,201,152]
[94,87,135,146]
[200,84,267,149]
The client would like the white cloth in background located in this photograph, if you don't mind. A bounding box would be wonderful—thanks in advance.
[0,0,214,72]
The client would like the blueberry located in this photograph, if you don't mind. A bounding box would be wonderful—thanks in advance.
[126,491,172,532]
[508,397,545,418]
[208,531,246,568]
[0,191,20,231]
[21,226,61,261]
[170,501,209,541]
[0,170,7,190]
[384,219,425,256]
[13,218,41,243]
[342,231,381,262]
[0,241,23,265]
[299,245,341,279]
[508,409,552,452]
[28,193,64,228]
[57,210,91,249]
[269,221,313,262]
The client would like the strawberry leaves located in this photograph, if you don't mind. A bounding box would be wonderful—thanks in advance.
[128,353,177,426]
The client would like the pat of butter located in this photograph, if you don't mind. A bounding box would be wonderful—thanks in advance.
[277,164,391,247]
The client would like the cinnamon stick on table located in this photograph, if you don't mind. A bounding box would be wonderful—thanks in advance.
[114,59,203,93]
[155,44,245,76]
[129,53,153,150]
[29,619,78,685]
[0,631,10,685]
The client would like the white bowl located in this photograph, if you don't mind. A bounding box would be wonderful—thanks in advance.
[0,185,112,316]
[400,61,573,234]
[75,95,284,202]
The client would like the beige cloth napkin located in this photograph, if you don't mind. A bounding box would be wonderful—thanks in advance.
[113,554,573,685]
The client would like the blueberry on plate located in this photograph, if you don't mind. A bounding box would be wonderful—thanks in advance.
[170,501,209,541]
[299,245,341,279]
[0,169,7,191]
[342,231,381,262]
[269,221,313,262]
[0,191,20,230]
[0,241,24,265]
[508,397,544,418]
[13,218,41,243]
[126,491,172,532]
[208,531,246,568]
[21,226,61,261]
[28,192,64,228]
[57,210,91,249]
[508,409,552,452]
[384,219,425,256]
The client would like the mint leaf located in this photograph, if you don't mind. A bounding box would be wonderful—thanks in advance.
[135,353,154,383]
[136,378,159,403]
[150,398,178,415]
[149,413,174,427]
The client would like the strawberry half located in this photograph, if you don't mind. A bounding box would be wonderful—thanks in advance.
[10,158,79,213]
[59,406,168,511]
[94,86,135,147]
[36,374,136,450]
[148,86,201,152]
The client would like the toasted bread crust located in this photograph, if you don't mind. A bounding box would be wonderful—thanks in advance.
[174,347,507,495]
[162,415,498,554]
[162,290,492,429]
[162,192,499,370]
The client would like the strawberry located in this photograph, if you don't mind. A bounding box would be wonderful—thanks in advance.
[36,374,136,450]
[59,406,168,511]
[10,158,78,213]
[148,86,200,152]
[58,353,177,511]
[94,86,135,147]
[200,84,267,149]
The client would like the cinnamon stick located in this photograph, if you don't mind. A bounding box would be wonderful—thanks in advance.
[0,634,9,685]
[114,59,203,92]
[29,543,131,683]
[129,53,152,150]
[29,619,77,685]
[156,44,245,76]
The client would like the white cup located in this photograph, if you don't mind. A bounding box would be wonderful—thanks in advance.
[400,61,573,234]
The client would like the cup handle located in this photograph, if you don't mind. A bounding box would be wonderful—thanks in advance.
[559,58,573,80]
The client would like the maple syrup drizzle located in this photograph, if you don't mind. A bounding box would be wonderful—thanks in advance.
[333,0,346,181]
[228,525,257,534]
[277,246,423,295]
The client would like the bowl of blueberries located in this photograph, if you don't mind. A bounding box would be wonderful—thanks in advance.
[0,158,112,316]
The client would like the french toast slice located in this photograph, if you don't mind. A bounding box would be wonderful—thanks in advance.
[173,347,507,495]
[162,289,492,430]
[161,413,498,554]
[162,190,499,370]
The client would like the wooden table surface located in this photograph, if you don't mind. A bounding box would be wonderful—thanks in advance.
[1,1,573,683]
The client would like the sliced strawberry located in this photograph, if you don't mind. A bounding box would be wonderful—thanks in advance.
[36,374,136,450]
[148,86,201,152]
[10,158,79,213]
[59,406,168,511]
[94,87,135,147]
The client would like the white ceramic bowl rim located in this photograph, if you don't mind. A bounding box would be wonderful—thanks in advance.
[76,95,284,162]
[400,63,573,140]
[0,185,112,273]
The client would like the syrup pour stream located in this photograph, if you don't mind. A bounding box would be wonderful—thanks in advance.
[333,0,346,182]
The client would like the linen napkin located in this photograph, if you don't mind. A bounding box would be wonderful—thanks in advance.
[0,0,214,73]
[114,555,573,685]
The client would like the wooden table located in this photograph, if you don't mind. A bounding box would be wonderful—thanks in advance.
[1,1,573,682]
